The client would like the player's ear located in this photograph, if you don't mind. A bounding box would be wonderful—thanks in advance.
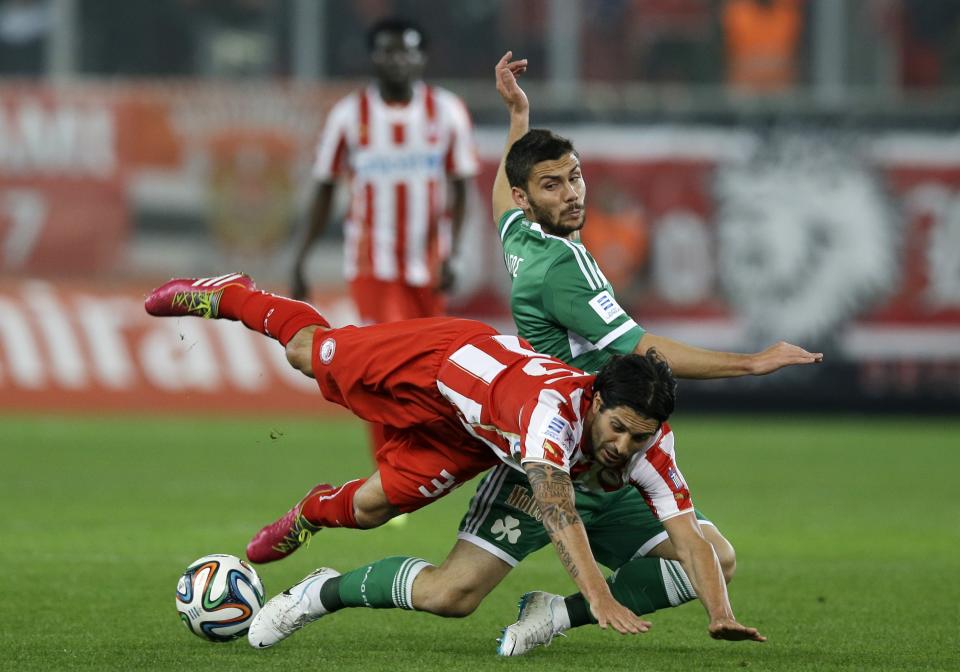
[511,186,529,209]
[592,391,604,414]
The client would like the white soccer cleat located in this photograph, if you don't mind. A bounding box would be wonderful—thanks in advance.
[247,567,340,649]
[496,591,566,656]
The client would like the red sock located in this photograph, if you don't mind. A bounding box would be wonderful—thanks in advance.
[218,286,329,346]
[301,479,366,528]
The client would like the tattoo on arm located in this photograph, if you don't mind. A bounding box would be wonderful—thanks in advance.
[553,539,579,578]
[525,463,581,536]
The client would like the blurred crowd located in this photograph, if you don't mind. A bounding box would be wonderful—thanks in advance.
[2,0,960,91]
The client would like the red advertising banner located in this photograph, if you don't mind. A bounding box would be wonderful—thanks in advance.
[0,280,351,416]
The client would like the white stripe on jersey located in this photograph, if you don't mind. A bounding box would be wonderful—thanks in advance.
[560,239,598,290]
[372,175,398,280]
[492,334,540,358]
[448,343,508,384]
[567,319,640,359]
[436,380,483,424]
[406,177,430,286]
[500,210,524,241]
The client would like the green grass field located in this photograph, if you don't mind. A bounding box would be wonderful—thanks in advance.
[2,413,958,671]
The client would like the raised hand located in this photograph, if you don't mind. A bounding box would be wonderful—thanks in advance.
[495,51,529,114]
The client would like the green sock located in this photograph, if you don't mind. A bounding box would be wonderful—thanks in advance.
[319,556,431,612]
[564,557,697,628]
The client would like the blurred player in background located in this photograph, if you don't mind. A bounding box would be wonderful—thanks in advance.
[291,16,477,460]
[291,16,477,316]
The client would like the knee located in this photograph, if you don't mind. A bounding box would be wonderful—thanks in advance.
[284,327,317,375]
[714,539,737,584]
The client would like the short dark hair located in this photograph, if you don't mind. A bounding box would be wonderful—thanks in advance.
[505,129,579,189]
[367,17,428,52]
[593,349,677,423]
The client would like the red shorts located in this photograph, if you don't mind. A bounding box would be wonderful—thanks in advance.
[312,317,500,512]
[350,277,445,324]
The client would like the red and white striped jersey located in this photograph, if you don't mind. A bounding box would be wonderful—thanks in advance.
[437,334,594,473]
[313,82,478,287]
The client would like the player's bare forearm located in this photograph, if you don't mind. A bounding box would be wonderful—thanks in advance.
[492,51,529,222]
[664,515,764,641]
[448,178,468,254]
[635,332,823,379]
[292,181,336,299]
[524,462,650,634]
[523,462,606,597]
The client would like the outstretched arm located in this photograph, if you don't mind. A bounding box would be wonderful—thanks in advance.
[492,51,530,223]
[662,513,766,642]
[635,332,823,379]
[523,462,650,635]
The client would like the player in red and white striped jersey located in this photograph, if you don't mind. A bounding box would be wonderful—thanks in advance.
[145,272,676,635]
[291,17,478,321]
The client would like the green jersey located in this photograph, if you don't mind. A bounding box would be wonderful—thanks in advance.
[498,208,644,371]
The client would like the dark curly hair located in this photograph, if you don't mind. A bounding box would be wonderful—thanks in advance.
[593,349,677,422]
[505,129,579,190]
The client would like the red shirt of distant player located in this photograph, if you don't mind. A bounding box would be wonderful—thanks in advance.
[313,83,478,320]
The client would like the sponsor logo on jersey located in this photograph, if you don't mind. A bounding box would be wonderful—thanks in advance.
[319,337,336,364]
[541,415,573,446]
[505,485,543,521]
[588,290,625,324]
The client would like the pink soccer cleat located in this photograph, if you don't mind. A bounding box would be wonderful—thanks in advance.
[246,483,335,564]
[144,273,255,319]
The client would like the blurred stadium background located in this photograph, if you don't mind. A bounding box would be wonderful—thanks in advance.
[3,2,960,670]
[1,0,959,415]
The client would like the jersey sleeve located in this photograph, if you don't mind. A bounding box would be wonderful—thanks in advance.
[440,91,479,179]
[518,387,584,474]
[312,96,354,182]
[497,208,525,242]
[626,428,694,521]
[542,252,644,357]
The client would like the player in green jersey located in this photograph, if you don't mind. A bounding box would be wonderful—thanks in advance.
[248,52,820,655]
[490,50,820,654]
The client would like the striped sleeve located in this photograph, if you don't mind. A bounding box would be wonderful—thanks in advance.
[312,94,355,181]
[518,388,583,473]
[541,250,644,357]
[627,429,694,521]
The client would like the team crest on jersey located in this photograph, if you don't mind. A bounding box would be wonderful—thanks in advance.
[319,337,336,364]
[588,291,625,324]
[666,466,684,490]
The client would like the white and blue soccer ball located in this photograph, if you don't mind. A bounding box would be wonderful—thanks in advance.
[175,553,265,642]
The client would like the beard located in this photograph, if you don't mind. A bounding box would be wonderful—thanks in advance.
[528,197,586,238]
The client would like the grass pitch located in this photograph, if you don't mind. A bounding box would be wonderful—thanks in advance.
[1,413,958,671]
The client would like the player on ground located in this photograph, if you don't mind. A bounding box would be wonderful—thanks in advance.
[145,273,676,638]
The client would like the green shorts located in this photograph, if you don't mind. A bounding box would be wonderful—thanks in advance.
[457,464,712,569]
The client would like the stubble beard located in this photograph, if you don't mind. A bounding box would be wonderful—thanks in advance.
[529,198,586,239]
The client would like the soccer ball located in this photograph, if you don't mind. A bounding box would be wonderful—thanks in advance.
[175,553,265,642]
